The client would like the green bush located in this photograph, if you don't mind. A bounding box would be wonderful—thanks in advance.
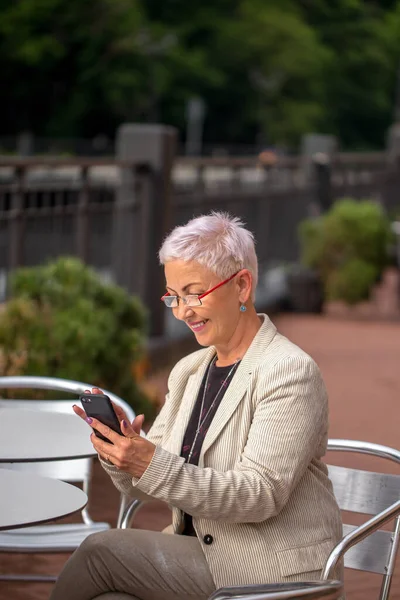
[299,199,392,305]
[327,259,378,305]
[0,257,155,418]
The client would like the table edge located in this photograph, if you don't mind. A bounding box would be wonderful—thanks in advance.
[0,452,97,463]
[0,497,88,531]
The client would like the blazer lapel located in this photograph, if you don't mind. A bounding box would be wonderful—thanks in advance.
[199,358,252,461]
[167,346,215,457]
[200,314,277,460]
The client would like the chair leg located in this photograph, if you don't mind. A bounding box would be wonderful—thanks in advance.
[379,515,400,600]
[117,493,130,529]
[119,499,143,529]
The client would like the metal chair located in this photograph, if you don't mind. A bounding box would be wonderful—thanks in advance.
[323,440,400,598]
[0,375,143,582]
[89,581,344,600]
[202,439,400,600]
[208,581,344,600]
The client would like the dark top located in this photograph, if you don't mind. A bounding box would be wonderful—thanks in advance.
[180,357,240,536]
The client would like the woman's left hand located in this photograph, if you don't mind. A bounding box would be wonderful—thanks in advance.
[87,416,156,479]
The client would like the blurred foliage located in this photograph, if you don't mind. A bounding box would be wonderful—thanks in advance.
[0,0,400,148]
[299,199,393,304]
[0,257,156,418]
[327,258,379,304]
[296,0,399,149]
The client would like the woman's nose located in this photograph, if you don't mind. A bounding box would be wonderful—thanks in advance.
[174,301,194,321]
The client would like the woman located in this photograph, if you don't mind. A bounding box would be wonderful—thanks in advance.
[50,212,343,600]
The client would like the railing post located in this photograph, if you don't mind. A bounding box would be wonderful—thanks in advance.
[196,164,206,194]
[113,124,177,337]
[300,133,337,214]
[9,165,25,272]
[312,153,333,212]
[76,165,90,262]
[232,163,242,190]
[111,159,136,297]
[384,122,400,212]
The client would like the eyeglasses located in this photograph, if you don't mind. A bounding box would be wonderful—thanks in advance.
[161,271,239,308]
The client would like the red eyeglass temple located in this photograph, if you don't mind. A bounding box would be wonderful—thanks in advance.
[161,271,239,301]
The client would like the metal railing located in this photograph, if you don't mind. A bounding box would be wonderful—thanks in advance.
[0,149,398,335]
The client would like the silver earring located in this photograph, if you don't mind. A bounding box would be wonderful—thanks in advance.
[240,304,247,312]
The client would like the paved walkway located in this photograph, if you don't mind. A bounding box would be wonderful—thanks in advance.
[1,313,399,600]
[276,314,400,600]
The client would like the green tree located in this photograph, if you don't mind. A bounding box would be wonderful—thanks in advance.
[214,0,331,145]
[297,0,399,149]
[0,0,149,136]
[1,0,400,148]
[0,0,332,145]
[140,0,331,145]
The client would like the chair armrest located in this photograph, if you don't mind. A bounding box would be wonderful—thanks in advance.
[208,580,343,600]
[328,439,400,466]
[322,499,400,579]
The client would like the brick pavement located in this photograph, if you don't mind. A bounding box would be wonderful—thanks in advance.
[1,313,399,600]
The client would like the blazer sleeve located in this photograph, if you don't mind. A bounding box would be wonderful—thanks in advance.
[130,355,328,522]
[99,376,176,501]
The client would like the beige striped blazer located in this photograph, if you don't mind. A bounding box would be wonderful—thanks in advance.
[102,314,343,588]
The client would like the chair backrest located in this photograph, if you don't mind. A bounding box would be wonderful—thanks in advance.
[326,439,400,600]
[0,376,136,524]
[0,376,135,419]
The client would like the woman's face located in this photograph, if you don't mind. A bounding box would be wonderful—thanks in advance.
[164,260,246,348]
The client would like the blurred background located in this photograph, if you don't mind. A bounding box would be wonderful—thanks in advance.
[2,0,400,152]
[0,1,400,599]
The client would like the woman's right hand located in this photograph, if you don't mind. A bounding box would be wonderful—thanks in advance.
[73,387,145,436]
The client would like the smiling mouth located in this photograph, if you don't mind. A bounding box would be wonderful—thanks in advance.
[187,319,209,331]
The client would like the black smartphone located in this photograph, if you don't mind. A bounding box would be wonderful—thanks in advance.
[80,393,121,443]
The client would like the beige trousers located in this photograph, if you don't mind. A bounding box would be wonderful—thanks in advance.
[48,528,216,600]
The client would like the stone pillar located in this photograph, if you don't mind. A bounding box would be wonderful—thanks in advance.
[113,124,177,337]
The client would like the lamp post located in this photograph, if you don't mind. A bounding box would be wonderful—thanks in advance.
[135,30,177,123]
[394,61,400,123]
[185,97,206,156]
[248,68,286,150]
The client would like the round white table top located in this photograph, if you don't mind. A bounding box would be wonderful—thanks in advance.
[0,409,96,462]
[0,468,88,530]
